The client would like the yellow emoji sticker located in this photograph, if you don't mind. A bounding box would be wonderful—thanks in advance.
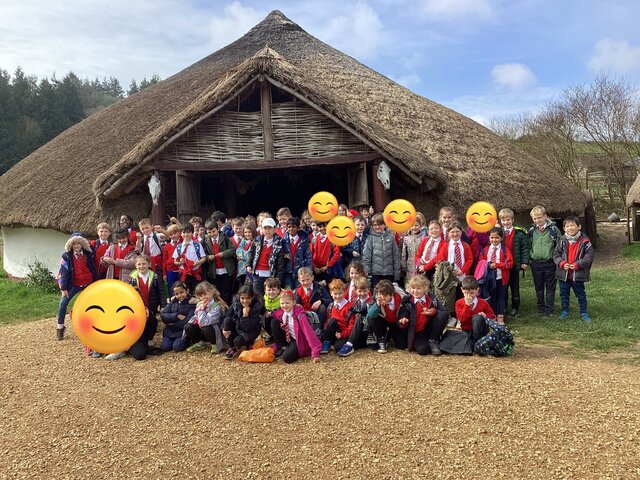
[326,215,357,246]
[383,199,416,233]
[466,201,497,233]
[308,191,339,222]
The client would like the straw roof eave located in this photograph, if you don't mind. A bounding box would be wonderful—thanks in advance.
[626,174,640,206]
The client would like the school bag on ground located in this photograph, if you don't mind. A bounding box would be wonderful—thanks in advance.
[474,318,514,356]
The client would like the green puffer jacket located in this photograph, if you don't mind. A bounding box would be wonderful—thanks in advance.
[512,226,530,267]
[528,220,559,262]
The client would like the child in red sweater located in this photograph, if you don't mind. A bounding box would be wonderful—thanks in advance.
[366,279,406,353]
[479,227,514,324]
[90,222,112,279]
[455,277,494,345]
[163,224,182,290]
[310,222,342,283]
[321,279,358,355]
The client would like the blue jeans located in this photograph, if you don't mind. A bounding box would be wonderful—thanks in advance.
[160,335,189,352]
[56,285,85,325]
[559,280,587,315]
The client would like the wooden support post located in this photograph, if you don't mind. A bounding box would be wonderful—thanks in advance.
[151,170,164,226]
[371,161,387,213]
[261,81,274,162]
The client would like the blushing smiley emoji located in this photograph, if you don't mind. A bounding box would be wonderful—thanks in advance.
[308,191,339,222]
[383,199,416,233]
[465,201,498,233]
[326,215,357,247]
[71,280,146,354]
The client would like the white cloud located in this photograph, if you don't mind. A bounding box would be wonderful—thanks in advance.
[208,2,264,51]
[420,0,493,20]
[587,38,640,73]
[390,73,421,88]
[491,63,537,89]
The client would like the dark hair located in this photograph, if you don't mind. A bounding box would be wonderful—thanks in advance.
[347,260,366,278]
[212,211,226,223]
[181,223,194,233]
[237,285,254,298]
[448,221,463,232]
[374,280,395,296]
[317,222,327,227]
[354,215,366,223]
[264,277,281,289]
[488,227,504,237]
[172,281,188,291]
[563,215,581,227]
[461,277,479,290]
[204,219,217,230]
[115,227,129,239]
[286,217,299,227]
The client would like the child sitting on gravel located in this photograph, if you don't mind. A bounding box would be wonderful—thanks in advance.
[160,281,196,352]
[184,282,227,354]
[222,286,263,360]
[270,290,321,363]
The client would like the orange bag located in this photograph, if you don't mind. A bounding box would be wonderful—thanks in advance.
[252,337,266,349]
[238,347,275,363]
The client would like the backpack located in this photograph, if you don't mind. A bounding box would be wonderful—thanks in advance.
[474,319,514,356]
[528,224,558,242]
[175,241,202,259]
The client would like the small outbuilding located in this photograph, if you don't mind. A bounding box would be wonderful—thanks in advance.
[0,11,586,277]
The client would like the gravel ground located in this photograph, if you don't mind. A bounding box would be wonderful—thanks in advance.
[1,319,639,480]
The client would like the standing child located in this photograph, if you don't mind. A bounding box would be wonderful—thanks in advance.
[184,281,228,353]
[246,218,286,296]
[498,208,530,318]
[173,223,206,293]
[270,290,321,363]
[236,224,256,287]
[201,219,236,305]
[479,227,513,324]
[189,216,203,241]
[397,275,448,355]
[222,286,263,360]
[415,220,444,282]
[283,217,311,289]
[56,235,98,340]
[366,279,406,353]
[160,281,196,352]
[528,206,560,317]
[276,207,292,238]
[310,222,342,283]
[262,277,282,343]
[362,213,401,289]
[163,224,182,291]
[436,222,473,288]
[553,215,594,321]
[341,215,368,267]
[103,227,137,282]
[90,222,112,279]
[136,218,164,275]
[401,219,424,281]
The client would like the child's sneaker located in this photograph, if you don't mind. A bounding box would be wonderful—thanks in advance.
[509,309,519,318]
[337,343,354,357]
[105,351,125,361]
[559,311,569,320]
[377,341,388,354]
[210,344,220,354]
[365,332,377,347]
[56,326,65,341]
[320,340,331,354]
[428,339,441,356]
[274,347,285,359]
[91,351,102,358]
[224,348,236,360]
[580,313,592,322]
[186,341,207,353]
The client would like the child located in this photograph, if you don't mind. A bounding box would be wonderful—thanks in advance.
[295,267,332,333]
[528,205,560,317]
[479,227,513,324]
[262,277,282,343]
[211,211,233,238]
[309,219,320,240]
[276,207,292,238]
[236,224,256,287]
[163,224,182,291]
[184,281,228,353]
[103,227,137,282]
[455,277,494,346]
[283,217,311,289]
[398,275,448,355]
[436,221,473,283]
[173,223,206,293]
[341,215,368,267]
[90,222,112,279]
[439,206,469,243]
[201,219,236,304]
[359,205,372,226]
[270,290,321,363]
[321,279,357,355]
[160,281,196,352]
[119,214,138,246]
[300,210,313,234]
[310,221,342,283]
[345,260,367,303]
[415,220,443,281]
[246,218,286,296]
[189,216,203,241]
[498,208,530,317]
[553,215,594,321]
[366,279,406,353]
[401,219,424,281]
[222,286,263,360]
[56,235,98,340]
[336,277,374,356]
[136,218,164,275]
[362,213,401,289]
[230,217,245,249]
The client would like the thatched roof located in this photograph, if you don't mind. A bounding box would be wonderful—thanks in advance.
[0,10,586,233]
[627,174,640,207]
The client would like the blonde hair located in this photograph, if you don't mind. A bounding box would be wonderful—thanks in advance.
[280,290,295,301]
[166,224,181,235]
[96,222,111,232]
[138,218,152,227]
[498,208,514,220]
[407,274,429,290]
[530,205,547,217]
[194,281,228,309]
[297,267,313,278]
[415,212,426,227]
[439,206,455,218]
[276,207,291,217]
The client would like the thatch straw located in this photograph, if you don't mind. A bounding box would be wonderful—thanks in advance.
[626,174,640,206]
[0,10,586,233]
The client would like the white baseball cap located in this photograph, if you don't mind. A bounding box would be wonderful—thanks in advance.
[262,218,276,228]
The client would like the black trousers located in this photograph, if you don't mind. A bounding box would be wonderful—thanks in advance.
[470,314,490,344]
[506,266,521,311]
[212,273,232,305]
[252,275,268,297]
[223,317,257,349]
[530,260,556,314]
[412,310,449,354]
[489,282,507,315]
[270,317,301,363]
[367,314,408,350]
[184,322,217,344]
[322,314,366,350]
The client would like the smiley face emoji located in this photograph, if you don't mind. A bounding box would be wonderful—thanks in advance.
[466,201,497,233]
[326,215,357,247]
[308,191,339,222]
[71,280,147,354]
[383,199,416,233]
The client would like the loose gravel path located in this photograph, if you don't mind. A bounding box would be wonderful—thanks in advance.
[1,319,638,479]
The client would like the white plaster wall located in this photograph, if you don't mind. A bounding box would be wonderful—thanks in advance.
[2,227,71,278]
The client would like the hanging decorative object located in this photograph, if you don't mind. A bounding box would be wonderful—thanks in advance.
[148,174,161,206]
[377,160,391,190]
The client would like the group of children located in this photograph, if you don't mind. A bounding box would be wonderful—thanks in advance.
[55,203,594,362]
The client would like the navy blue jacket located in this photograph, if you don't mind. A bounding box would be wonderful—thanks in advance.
[57,250,98,291]
[341,231,369,266]
[161,297,196,338]
[283,229,312,276]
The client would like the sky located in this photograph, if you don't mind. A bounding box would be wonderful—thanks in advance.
[1,0,640,125]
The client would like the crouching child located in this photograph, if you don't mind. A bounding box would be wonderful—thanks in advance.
[270,289,321,363]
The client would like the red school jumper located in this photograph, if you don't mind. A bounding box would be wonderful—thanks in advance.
[455,297,495,331]
[311,237,339,269]
[327,300,355,338]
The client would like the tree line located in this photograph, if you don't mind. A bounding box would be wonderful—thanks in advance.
[488,73,640,214]
[0,68,160,175]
